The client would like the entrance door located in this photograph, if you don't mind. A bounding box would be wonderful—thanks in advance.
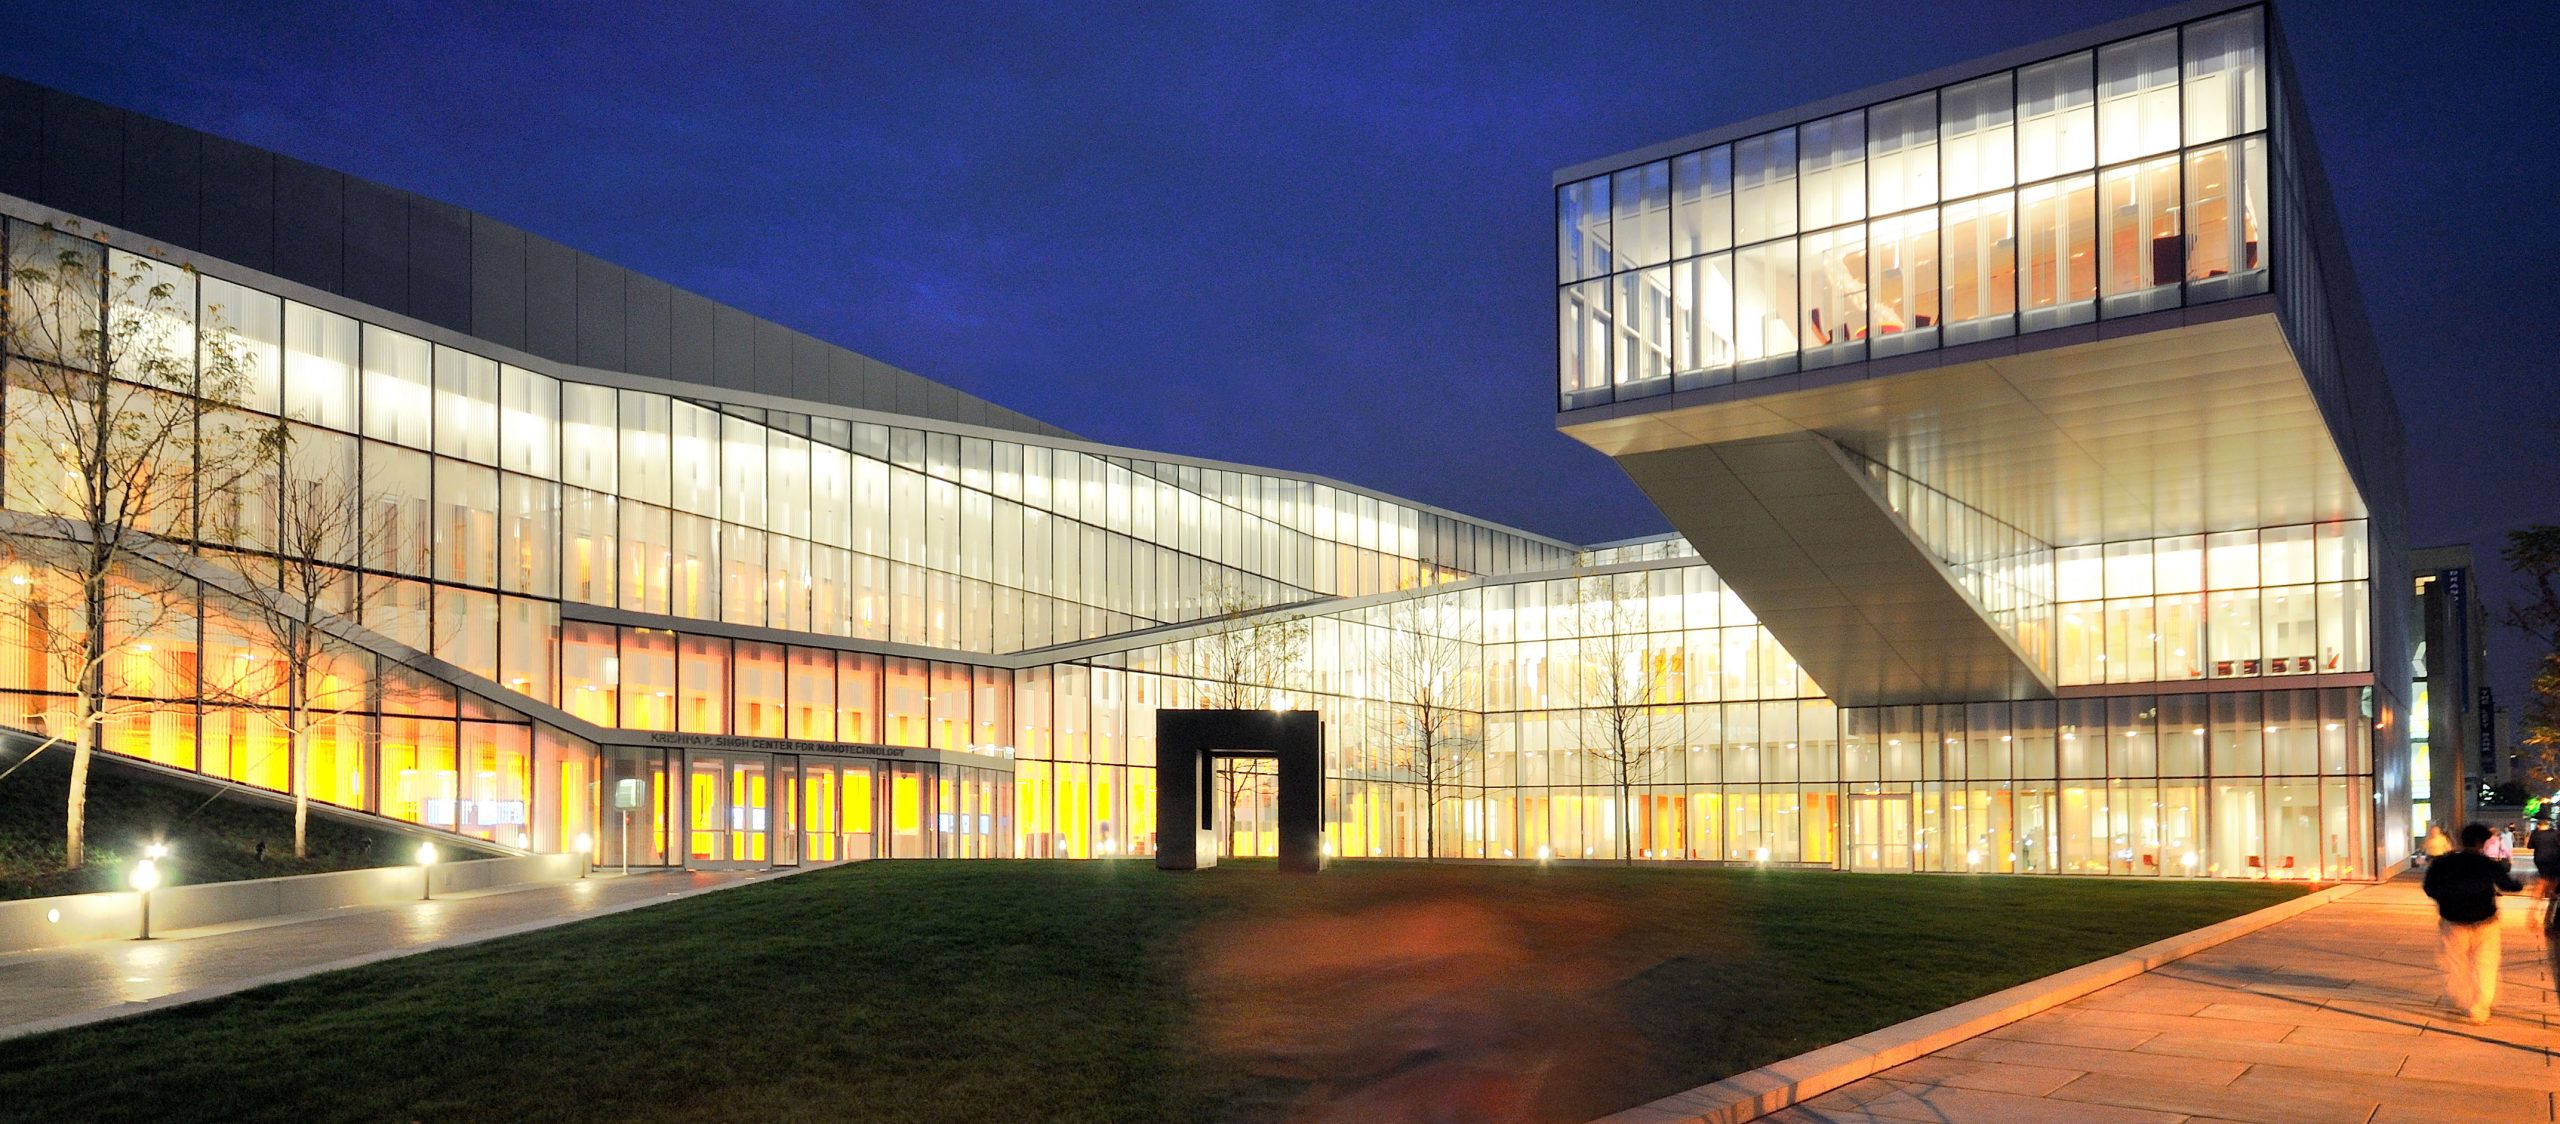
[685,752,775,869]
[1847,794,1913,873]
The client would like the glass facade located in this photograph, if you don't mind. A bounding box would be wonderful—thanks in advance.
[0,1,2390,881]
[1558,6,2268,409]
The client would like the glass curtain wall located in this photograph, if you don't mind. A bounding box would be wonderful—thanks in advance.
[1558,6,2269,408]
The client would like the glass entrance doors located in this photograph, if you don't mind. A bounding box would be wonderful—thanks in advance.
[684,751,773,869]
[1846,794,1913,872]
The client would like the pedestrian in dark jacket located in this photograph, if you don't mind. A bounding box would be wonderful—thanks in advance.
[2423,823,2522,1024]
[2528,818,2560,895]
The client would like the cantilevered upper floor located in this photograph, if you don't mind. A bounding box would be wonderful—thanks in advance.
[1550,1,2406,706]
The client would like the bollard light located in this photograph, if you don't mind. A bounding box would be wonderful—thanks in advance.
[1753,847,1772,864]
[129,858,160,940]
[417,841,439,900]
[145,841,169,860]
[573,832,593,879]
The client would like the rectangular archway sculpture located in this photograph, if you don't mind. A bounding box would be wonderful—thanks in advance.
[1155,709,1324,873]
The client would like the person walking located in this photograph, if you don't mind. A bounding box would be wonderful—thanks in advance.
[2531,818,2560,895]
[2422,824,2452,867]
[2423,823,2523,1024]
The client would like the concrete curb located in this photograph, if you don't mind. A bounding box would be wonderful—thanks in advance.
[0,863,828,1044]
[1593,878,2378,1124]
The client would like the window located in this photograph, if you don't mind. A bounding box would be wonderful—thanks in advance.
[1799,225,1866,368]
[1799,112,1864,232]
[2183,8,2265,145]
[678,634,729,734]
[1868,209,1938,358]
[2018,174,2096,330]
[498,364,557,478]
[432,347,499,465]
[617,392,672,507]
[1557,176,1610,283]
[1613,268,1673,396]
[1940,73,2015,199]
[360,325,432,447]
[560,383,616,493]
[1672,146,1733,257]
[2018,52,2094,182]
[1939,192,2015,345]
[1611,160,1671,269]
[1559,280,1610,408]
[2097,31,2181,165]
[1673,252,1736,384]
[1867,94,1936,218]
[2185,138,2269,302]
[1734,129,1798,244]
[2099,156,2183,316]
[1735,239,1798,372]
[281,302,358,430]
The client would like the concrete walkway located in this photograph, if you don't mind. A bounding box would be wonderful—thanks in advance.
[0,866,779,1041]
[1773,872,2559,1123]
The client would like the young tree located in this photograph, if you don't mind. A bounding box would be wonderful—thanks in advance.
[204,432,409,859]
[1216,756,1274,858]
[0,229,278,869]
[1373,595,1479,859]
[1578,570,1666,864]
[1188,575,1309,856]
[1190,574,1309,709]
[2504,526,2560,791]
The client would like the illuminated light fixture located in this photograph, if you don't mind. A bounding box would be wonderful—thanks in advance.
[2192,728,2206,736]
[573,832,593,878]
[1268,693,1293,712]
[1536,844,1552,862]
[2181,851,2200,869]
[2000,735,2012,743]
[2325,723,2340,731]
[1965,850,1982,866]
[1321,839,1335,857]
[417,841,439,900]
[130,857,161,939]
[134,643,152,653]
[2264,725,2280,734]
[1753,847,1771,863]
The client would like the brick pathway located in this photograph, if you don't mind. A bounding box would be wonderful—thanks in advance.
[0,867,774,1040]
[1772,872,2558,1122]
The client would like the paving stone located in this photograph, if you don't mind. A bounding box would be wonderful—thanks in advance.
[1874,1054,2085,1097]
[1937,1036,2250,1084]
[2043,1070,2377,1124]
[2132,1030,2407,1075]
[1982,1017,2160,1051]
[1843,1079,2184,1124]
[2227,1061,2550,1117]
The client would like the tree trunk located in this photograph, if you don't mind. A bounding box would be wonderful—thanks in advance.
[66,718,92,870]
[291,679,309,860]
[1619,777,1634,865]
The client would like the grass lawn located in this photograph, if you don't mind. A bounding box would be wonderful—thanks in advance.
[0,741,487,900]
[0,860,2304,1122]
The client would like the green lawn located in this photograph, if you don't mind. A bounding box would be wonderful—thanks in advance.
[0,860,2303,1122]
[0,741,487,900]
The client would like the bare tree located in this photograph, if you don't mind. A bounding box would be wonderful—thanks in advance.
[1216,756,1274,858]
[1374,596,1479,859]
[202,432,411,859]
[1186,575,1309,858]
[2504,526,2560,790]
[1190,574,1309,709]
[1578,570,1666,864]
[0,229,279,869]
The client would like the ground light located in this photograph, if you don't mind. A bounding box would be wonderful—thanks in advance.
[417,841,439,900]
[128,854,161,940]
[573,832,593,878]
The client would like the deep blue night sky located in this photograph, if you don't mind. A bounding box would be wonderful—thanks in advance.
[5,1,2554,694]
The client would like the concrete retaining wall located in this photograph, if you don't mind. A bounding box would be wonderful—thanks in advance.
[0,853,586,953]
